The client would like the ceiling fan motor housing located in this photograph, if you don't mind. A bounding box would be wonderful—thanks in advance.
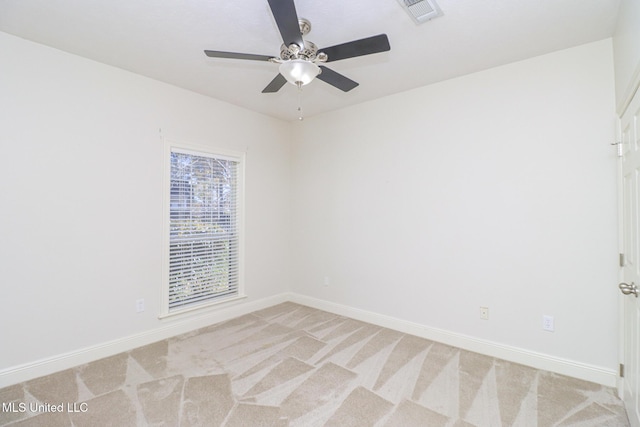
[279,40,327,62]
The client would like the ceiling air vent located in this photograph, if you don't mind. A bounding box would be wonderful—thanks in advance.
[398,0,443,24]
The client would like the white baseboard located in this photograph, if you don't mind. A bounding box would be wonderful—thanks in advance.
[0,293,289,388]
[0,292,617,389]
[288,293,618,388]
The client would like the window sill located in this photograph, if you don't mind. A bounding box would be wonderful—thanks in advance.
[158,293,247,320]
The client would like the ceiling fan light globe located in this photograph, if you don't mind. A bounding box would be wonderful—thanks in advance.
[279,59,320,86]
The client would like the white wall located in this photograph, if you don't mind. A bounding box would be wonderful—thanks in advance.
[0,32,621,387]
[613,0,640,112]
[291,40,619,373]
[0,32,291,379]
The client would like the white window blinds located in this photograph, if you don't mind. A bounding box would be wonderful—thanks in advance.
[168,148,241,311]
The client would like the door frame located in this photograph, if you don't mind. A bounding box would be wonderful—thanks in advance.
[617,112,624,398]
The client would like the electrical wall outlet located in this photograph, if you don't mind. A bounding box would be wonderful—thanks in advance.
[542,315,554,332]
[136,298,145,313]
[323,276,330,287]
[480,307,489,320]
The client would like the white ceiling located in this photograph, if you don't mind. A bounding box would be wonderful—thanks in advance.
[0,0,621,121]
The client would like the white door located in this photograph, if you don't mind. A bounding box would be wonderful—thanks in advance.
[620,87,640,427]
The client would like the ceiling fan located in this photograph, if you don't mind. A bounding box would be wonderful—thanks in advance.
[204,0,391,94]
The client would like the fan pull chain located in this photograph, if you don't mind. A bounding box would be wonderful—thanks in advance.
[297,81,304,121]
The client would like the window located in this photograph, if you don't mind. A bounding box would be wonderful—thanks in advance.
[163,142,244,314]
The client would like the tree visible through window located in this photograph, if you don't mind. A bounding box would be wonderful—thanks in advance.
[168,148,241,311]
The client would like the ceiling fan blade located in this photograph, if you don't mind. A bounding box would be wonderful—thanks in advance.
[267,0,304,48]
[204,50,273,61]
[262,73,288,93]
[317,66,359,92]
[321,34,390,62]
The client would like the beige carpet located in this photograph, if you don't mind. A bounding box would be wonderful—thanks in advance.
[0,302,630,426]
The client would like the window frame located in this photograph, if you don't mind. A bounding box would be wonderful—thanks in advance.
[160,138,246,318]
